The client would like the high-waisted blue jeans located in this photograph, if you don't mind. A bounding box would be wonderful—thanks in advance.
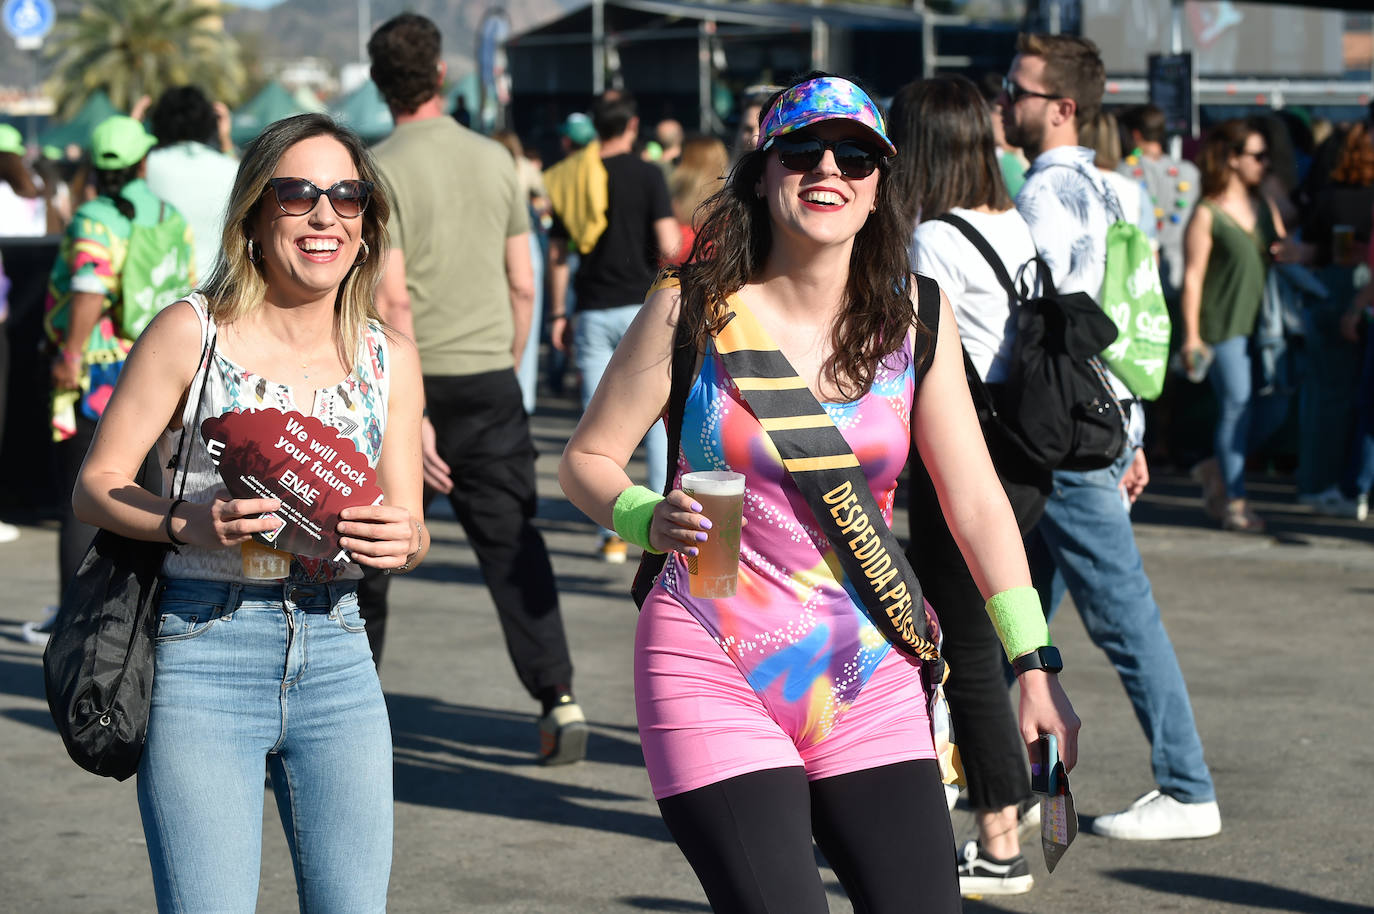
[1208,335,1291,499]
[137,579,393,913]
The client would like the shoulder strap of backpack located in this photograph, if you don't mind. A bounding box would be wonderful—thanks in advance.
[912,273,940,388]
[660,297,695,496]
[932,213,1020,303]
[629,280,699,610]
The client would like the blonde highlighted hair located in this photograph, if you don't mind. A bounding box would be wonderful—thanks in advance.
[200,113,391,374]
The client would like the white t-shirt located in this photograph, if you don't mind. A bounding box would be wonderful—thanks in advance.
[145,142,239,281]
[0,183,47,237]
[909,207,1041,383]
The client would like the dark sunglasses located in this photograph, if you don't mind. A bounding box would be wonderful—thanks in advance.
[768,133,882,179]
[1001,75,1064,106]
[265,177,374,218]
[1239,149,1269,163]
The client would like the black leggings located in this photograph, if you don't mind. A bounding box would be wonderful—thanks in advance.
[657,760,961,914]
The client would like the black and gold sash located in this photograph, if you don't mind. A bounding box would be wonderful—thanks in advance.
[714,276,944,670]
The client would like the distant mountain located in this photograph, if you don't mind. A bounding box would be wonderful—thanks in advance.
[0,0,574,98]
[223,0,576,77]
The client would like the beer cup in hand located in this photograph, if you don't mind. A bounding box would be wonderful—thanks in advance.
[681,471,745,598]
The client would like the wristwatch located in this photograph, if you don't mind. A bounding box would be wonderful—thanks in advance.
[1011,645,1063,677]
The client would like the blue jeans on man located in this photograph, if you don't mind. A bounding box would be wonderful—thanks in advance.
[1025,446,1216,804]
[574,305,669,537]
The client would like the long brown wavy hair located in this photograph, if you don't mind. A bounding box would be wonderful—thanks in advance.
[671,72,920,402]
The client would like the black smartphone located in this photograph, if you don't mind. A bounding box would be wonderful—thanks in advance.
[1030,733,1060,796]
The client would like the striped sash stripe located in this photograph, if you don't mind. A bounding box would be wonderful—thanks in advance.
[782,454,862,472]
[732,376,809,391]
[759,414,835,431]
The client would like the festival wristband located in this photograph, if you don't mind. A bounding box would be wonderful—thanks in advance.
[985,586,1053,664]
[612,485,665,554]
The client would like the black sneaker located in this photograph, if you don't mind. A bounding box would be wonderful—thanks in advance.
[957,840,1033,896]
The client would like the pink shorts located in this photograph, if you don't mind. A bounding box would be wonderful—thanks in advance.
[635,593,936,800]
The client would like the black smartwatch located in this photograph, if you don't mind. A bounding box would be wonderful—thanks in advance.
[1011,645,1063,677]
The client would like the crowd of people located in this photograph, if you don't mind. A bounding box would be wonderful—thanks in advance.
[1,13,1372,913]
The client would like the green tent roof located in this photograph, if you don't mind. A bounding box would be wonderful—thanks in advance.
[231,82,308,146]
[329,81,393,144]
[38,90,119,152]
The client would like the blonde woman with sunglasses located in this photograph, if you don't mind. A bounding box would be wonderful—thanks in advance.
[72,114,426,913]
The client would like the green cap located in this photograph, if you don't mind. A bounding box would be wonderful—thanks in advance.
[41,144,63,160]
[0,124,23,156]
[90,115,157,169]
[559,112,596,147]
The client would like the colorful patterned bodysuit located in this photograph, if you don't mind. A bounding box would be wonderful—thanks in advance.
[637,328,936,799]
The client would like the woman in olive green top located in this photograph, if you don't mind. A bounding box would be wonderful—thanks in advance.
[1180,119,1299,532]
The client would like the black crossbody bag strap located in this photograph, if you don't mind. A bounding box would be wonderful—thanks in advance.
[169,314,217,497]
[712,283,943,669]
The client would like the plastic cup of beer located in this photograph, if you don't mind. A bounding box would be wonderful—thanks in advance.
[1333,225,1356,265]
[241,539,291,580]
[681,470,745,599]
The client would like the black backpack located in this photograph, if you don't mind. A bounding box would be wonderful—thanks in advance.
[934,213,1126,472]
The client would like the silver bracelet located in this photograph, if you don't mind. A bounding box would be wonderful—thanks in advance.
[385,520,424,575]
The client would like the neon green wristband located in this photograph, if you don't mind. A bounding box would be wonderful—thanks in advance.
[985,586,1053,664]
[612,485,665,554]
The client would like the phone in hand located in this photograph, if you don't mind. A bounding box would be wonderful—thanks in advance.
[1030,734,1062,796]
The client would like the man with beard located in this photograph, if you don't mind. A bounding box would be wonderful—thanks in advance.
[1003,33,1221,841]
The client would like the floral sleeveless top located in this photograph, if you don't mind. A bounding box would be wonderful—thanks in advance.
[158,294,390,583]
[653,329,917,748]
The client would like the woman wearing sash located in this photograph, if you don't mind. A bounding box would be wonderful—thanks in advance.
[560,74,1078,913]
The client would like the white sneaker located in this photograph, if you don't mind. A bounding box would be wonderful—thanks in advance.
[1091,789,1221,840]
[537,699,588,766]
[0,521,19,543]
[1308,486,1367,520]
[21,606,59,646]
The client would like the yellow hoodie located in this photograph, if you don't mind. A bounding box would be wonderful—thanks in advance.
[542,140,609,255]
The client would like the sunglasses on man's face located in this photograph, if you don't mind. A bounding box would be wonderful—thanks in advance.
[1001,75,1064,106]
[769,133,882,179]
[266,177,374,218]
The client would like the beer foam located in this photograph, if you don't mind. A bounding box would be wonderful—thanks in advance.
[681,470,746,496]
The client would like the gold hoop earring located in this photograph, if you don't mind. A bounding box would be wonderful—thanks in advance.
[246,239,261,264]
[355,240,370,265]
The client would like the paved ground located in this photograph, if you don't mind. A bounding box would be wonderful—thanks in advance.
[1,394,1372,913]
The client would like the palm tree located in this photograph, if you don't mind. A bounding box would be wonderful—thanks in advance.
[46,0,247,118]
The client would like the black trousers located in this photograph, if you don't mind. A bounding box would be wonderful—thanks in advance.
[358,369,572,699]
[906,440,1049,813]
[658,761,961,914]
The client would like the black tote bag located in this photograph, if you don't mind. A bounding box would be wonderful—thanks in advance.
[43,328,215,780]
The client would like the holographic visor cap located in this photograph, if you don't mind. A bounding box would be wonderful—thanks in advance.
[757,76,896,157]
